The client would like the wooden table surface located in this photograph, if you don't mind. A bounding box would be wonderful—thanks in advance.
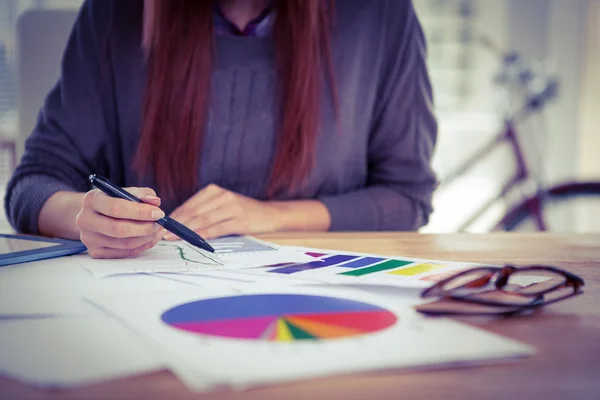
[2,232,599,400]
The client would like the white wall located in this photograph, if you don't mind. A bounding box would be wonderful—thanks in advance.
[579,0,600,179]
[507,0,587,184]
[507,0,589,231]
[575,0,600,232]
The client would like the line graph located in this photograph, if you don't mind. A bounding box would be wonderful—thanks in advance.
[156,243,209,264]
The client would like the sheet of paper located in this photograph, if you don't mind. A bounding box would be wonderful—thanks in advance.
[212,245,474,288]
[76,236,314,278]
[87,285,535,391]
[0,256,191,317]
[228,246,549,289]
[152,268,314,289]
[0,315,164,388]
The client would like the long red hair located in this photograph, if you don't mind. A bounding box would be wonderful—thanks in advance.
[134,0,336,200]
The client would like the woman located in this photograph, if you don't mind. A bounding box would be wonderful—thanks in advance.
[5,0,438,259]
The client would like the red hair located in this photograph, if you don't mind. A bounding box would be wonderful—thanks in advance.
[134,0,336,200]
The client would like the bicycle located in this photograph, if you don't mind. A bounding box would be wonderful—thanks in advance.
[437,37,600,233]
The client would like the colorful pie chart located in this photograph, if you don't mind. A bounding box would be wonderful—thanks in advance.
[161,294,397,341]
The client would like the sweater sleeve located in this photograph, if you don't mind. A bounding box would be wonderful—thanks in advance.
[4,0,120,234]
[320,1,438,232]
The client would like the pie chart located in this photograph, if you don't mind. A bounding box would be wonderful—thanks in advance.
[161,294,397,341]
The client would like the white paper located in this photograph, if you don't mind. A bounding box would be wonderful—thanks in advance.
[303,283,426,304]
[230,245,551,290]
[160,357,221,393]
[87,285,535,391]
[0,315,164,388]
[0,256,192,317]
[76,236,314,278]
[152,268,313,289]
[215,245,476,288]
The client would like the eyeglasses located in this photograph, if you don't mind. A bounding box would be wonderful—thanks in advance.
[415,264,585,316]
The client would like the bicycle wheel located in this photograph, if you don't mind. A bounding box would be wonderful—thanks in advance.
[497,181,600,232]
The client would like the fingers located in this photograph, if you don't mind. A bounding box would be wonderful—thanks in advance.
[128,187,157,198]
[77,207,159,239]
[163,208,233,241]
[164,186,230,240]
[200,219,242,239]
[86,236,161,259]
[165,190,237,240]
[169,184,223,221]
[82,230,157,250]
[82,227,162,259]
[164,205,232,241]
[77,186,165,259]
[185,204,240,233]
[84,189,165,222]
[131,187,162,207]
[181,191,236,224]
[141,195,161,207]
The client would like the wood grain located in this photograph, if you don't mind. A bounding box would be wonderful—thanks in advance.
[1,233,599,400]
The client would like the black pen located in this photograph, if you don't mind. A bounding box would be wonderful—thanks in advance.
[88,174,220,261]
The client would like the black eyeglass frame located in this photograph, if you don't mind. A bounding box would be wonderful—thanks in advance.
[420,264,585,311]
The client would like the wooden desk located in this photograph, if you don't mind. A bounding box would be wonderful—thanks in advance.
[1,232,599,400]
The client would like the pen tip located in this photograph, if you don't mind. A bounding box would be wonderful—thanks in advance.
[88,174,96,182]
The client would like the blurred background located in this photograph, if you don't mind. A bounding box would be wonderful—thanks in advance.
[0,0,598,234]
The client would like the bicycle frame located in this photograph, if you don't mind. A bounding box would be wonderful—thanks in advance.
[440,112,545,231]
[440,92,600,232]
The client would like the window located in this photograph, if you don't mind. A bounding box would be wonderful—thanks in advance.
[414,0,476,111]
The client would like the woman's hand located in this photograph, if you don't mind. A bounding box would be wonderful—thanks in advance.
[164,184,283,240]
[164,184,332,240]
[75,187,166,259]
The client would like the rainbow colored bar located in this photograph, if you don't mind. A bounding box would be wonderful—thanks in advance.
[265,251,457,279]
[270,255,359,274]
[340,259,412,276]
